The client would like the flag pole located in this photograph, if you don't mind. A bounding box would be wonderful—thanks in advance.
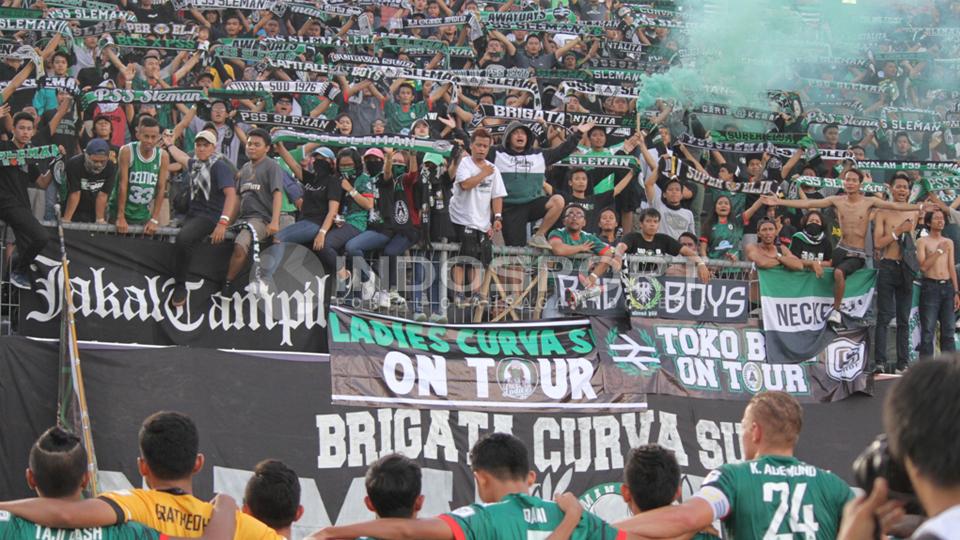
[54,203,99,496]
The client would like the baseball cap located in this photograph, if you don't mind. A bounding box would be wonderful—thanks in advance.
[195,131,217,145]
[312,147,336,160]
[85,139,110,156]
[363,148,384,159]
[423,153,445,167]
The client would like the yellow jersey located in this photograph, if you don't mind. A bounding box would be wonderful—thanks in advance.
[99,489,283,540]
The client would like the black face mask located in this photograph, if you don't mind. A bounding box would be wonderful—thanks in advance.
[314,160,332,174]
[804,222,823,237]
[365,160,383,176]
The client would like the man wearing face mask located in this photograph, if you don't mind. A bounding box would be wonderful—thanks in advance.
[62,139,116,224]
[165,130,239,308]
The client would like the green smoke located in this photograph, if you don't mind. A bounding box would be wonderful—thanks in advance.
[636,0,907,115]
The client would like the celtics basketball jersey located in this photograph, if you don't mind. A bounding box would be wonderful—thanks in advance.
[699,455,853,540]
[439,493,624,540]
[114,142,161,223]
[0,510,163,540]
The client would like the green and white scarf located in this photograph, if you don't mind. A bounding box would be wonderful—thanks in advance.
[271,130,454,156]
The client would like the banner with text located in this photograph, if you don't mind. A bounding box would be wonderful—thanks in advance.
[0,337,887,538]
[18,230,329,352]
[622,275,750,323]
[594,317,872,403]
[328,307,645,412]
[760,267,876,363]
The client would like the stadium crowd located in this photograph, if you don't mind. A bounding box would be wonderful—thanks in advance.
[0,0,959,363]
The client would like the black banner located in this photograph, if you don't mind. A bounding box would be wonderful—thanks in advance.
[19,229,329,352]
[593,317,872,403]
[328,307,644,412]
[622,275,750,323]
[0,337,888,531]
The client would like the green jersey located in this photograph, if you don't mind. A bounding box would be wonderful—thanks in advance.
[439,493,624,540]
[0,511,161,540]
[112,142,161,224]
[702,218,743,260]
[699,455,853,540]
[547,229,612,256]
[385,100,429,134]
[343,174,374,231]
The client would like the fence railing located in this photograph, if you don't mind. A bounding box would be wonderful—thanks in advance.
[0,222,758,334]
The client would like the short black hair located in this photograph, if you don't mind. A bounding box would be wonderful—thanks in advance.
[924,206,950,227]
[587,125,606,137]
[138,115,160,130]
[623,445,680,511]
[679,231,698,245]
[247,128,272,147]
[567,167,588,182]
[718,163,737,175]
[28,427,87,498]
[365,454,422,518]
[823,123,840,132]
[888,174,911,187]
[639,208,661,222]
[244,459,301,530]
[12,111,35,127]
[52,50,72,65]
[884,357,960,487]
[469,433,529,481]
[138,411,199,480]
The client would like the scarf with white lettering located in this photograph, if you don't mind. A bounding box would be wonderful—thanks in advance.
[682,167,777,195]
[238,111,336,132]
[271,130,454,156]
[225,80,340,100]
[80,88,208,109]
[793,175,887,194]
[0,145,61,166]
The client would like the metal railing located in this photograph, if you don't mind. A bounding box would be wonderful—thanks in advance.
[0,221,758,333]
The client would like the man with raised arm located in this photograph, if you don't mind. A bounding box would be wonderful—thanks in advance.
[762,168,923,325]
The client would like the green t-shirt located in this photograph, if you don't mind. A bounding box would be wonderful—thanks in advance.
[702,218,743,260]
[0,511,161,540]
[700,455,853,540]
[548,228,612,256]
[132,77,174,130]
[344,173,374,231]
[385,100,429,134]
[440,493,623,540]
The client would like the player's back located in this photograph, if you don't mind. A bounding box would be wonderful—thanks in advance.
[0,510,161,540]
[439,493,623,540]
[702,454,853,539]
[99,489,280,540]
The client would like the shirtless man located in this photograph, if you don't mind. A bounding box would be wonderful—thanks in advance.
[916,207,959,357]
[762,168,923,325]
[745,218,804,271]
[872,174,918,372]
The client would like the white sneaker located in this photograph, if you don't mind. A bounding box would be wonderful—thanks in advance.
[568,284,601,308]
[373,290,391,310]
[388,290,406,308]
[361,273,377,301]
[827,310,842,325]
[527,234,551,250]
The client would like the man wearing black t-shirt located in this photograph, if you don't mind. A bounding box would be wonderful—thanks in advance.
[615,208,710,282]
[62,139,116,224]
[0,113,56,289]
[165,130,238,307]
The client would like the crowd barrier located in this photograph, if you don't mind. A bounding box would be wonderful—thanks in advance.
[0,222,758,333]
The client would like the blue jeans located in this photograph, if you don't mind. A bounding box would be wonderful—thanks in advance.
[875,260,912,370]
[918,278,956,358]
[345,230,416,290]
[275,219,321,244]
